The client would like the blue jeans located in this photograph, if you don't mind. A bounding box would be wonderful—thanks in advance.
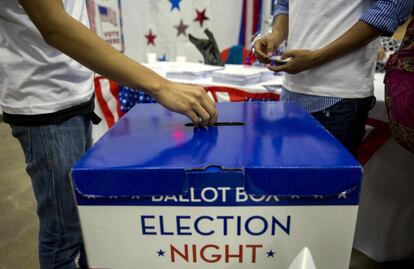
[311,97,375,156]
[10,115,92,269]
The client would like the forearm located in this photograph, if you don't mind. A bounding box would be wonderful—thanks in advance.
[32,6,168,97]
[19,0,218,126]
[312,20,381,66]
[312,0,412,65]
[268,0,411,74]
[270,15,289,43]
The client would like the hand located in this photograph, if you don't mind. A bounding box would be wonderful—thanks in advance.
[253,34,282,64]
[267,49,320,74]
[154,81,218,127]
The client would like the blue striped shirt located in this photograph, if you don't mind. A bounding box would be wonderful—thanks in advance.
[273,0,414,113]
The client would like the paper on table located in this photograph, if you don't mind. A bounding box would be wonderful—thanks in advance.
[212,67,274,86]
[166,63,224,80]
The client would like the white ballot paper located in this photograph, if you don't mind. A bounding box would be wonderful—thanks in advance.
[212,67,274,85]
[166,63,224,80]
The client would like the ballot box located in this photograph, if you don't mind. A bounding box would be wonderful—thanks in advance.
[71,102,362,269]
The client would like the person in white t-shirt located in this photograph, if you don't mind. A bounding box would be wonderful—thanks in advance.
[0,1,217,268]
[255,0,413,155]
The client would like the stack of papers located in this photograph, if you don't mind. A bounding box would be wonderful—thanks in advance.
[143,63,165,75]
[166,63,224,80]
[212,67,275,85]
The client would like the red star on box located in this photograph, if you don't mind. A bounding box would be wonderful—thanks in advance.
[145,29,157,46]
[194,8,209,27]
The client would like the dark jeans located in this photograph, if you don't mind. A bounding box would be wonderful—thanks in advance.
[312,97,375,156]
[10,115,92,269]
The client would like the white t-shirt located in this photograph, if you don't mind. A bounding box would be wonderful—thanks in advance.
[284,0,380,98]
[0,0,94,115]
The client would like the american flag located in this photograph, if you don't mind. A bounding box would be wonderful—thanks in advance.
[87,0,124,52]
[94,76,124,129]
[98,5,118,27]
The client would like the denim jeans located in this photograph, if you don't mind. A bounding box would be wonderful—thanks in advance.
[10,115,92,269]
[311,96,376,156]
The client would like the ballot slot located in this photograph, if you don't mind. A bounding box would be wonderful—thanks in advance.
[187,164,243,172]
[185,122,246,127]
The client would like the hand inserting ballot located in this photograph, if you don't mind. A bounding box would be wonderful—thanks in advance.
[154,81,218,128]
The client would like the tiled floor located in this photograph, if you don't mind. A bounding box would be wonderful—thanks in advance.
[0,123,38,269]
[0,122,412,269]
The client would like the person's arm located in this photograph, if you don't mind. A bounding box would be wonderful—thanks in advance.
[392,15,413,40]
[269,0,414,74]
[254,0,289,63]
[19,0,217,127]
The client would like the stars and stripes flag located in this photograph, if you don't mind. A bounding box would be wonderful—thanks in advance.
[98,5,118,27]
[86,0,124,52]
[92,76,125,140]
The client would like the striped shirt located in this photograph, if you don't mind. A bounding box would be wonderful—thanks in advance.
[273,0,414,113]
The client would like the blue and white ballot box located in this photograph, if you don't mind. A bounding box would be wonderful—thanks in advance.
[71,102,362,269]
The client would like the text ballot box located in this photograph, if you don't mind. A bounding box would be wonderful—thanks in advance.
[71,102,362,269]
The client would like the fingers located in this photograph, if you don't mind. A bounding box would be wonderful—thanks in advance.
[281,50,298,59]
[267,61,302,74]
[204,88,216,108]
[266,42,274,57]
[184,87,217,127]
[202,101,217,125]
[191,101,217,127]
[186,107,217,128]
[199,89,217,125]
[168,83,218,127]
[254,39,272,63]
[193,103,211,127]
[185,110,201,127]
[267,59,295,73]
[267,64,288,73]
[191,87,217,126]
[266,50,299,73]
